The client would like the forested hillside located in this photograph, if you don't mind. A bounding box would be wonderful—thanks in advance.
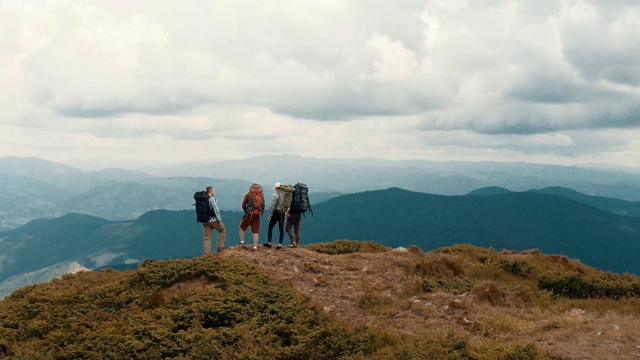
[304,188,640,274]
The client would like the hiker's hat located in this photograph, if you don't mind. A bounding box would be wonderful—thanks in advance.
[274,182,281,189]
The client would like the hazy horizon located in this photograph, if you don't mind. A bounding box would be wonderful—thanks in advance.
[3,153,640,175]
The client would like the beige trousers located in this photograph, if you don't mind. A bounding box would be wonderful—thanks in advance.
[203,220,226,253]
[285,213,302,245]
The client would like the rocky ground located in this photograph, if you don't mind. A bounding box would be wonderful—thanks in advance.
[221,245,640,360]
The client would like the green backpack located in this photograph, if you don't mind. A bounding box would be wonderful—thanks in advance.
[276,184,295,212]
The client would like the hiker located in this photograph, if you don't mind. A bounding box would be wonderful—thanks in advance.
[239,183,265,251]
[264,182,292,249]
[285,183,312,248]
[195,186,226,254]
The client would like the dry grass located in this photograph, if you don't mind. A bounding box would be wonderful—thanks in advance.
[222,242,640,359]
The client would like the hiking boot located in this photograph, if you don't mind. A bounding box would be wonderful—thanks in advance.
[276,244,282,250]
[286,244,296,248]
[263,243,272,248]
[238,242,245,249]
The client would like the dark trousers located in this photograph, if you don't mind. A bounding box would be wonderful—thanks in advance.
[268,211,285,244]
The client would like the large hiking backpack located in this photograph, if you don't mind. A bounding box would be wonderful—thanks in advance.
[246,183,265,215]
[193,191,214,222]
[291,183,312,214]
[275,184,294,212]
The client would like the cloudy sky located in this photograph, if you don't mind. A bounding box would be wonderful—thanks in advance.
[1,0,639,170]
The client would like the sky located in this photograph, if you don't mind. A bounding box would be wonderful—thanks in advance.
[1,0,639,170]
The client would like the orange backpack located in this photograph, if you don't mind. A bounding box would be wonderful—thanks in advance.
[246,183,265,215]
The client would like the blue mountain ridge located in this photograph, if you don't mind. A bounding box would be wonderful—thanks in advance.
[1,186,639,299]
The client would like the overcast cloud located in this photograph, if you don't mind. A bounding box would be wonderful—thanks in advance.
[0,0,639,169]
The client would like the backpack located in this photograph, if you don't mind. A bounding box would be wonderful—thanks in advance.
[193,191,214,222]
[246,183,265,215]
[275,184,295,212]
[291,183,312,214]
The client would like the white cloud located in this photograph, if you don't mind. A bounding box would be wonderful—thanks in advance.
[363,33,419,82]
[0,0,639,169]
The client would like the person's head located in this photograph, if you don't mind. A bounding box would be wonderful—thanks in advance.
[274,182,281,192]
[206,186,214,195]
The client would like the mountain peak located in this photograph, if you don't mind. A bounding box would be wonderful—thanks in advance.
[2,240,639,359]
[466,186,513,196]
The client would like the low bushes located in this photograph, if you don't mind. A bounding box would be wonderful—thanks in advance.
[472,281,505,306]
[0,257,382,359]
[421,278,472,295]
[415,255,466,278]
[538,272,640,299]
[0,252,565,359]
[306,240,390,255]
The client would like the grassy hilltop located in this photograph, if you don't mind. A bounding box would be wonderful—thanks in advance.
[2,241,640,359]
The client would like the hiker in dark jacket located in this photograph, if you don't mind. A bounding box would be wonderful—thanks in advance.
[202,186,226,254]
[264,182,285,249]
[285,183,311,248]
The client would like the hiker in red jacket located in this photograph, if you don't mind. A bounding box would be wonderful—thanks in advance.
[239,183,265,251]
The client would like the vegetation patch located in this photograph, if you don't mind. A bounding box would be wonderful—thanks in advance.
[415,254,466,278]
[421,278,472,295]
[472,281,505,306]
[498,259,537,278]
[538,272,640,299]
[306,239,390,255]
[407,245,423,254]
[435,244,640,301]
[0,257,383,359]
[6,240,635,359]
[358,292,393,310]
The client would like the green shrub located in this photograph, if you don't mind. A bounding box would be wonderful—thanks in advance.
[500,344,543,360]
[306,240,390,255]
[499,259,537,278]
[358,292,392,310]
[472,281,505,306]
[416,255,466,278]
[421,278,472,295]
[0,256,384,359]
[538,272,640,299]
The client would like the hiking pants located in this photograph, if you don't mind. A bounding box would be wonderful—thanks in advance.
[285,212,302,245]
[203,220,226,253]
[268,210,285,244]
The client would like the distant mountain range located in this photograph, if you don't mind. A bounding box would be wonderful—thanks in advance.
[176,154,640,200]
[1,185,639,299]
[3,154,640,231]
[305,188,640,275]
[468,186,640,217]
[0,156,339,231]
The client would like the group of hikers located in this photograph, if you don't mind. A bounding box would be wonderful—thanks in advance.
[194,182,312,254]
